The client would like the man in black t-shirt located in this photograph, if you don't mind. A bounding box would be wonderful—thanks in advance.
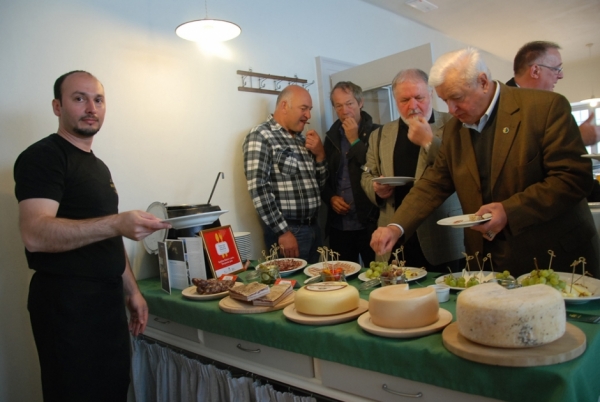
[13,71,171,402]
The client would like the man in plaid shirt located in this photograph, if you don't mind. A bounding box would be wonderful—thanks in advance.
[243,85,327,263]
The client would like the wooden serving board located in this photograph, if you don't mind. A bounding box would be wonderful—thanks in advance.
[219,293,295,314]
[442,322,586,367]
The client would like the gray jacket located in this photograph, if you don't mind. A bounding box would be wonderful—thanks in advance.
[360,110,464,265]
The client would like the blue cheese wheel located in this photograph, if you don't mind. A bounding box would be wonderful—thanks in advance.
[456,283,565,348]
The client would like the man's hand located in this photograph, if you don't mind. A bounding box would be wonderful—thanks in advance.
[370,226,402,255]
[580,112,600,146]
[341,117,359,143]
[470,202,508,241]
[331,195,351,215]
[114,210,172,241]
[279,231,299,258]
[373,180,394,199]
[125,291,148,336]
[305,129,326,162]
[407,116,434,148]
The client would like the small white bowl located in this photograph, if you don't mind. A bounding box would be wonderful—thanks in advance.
[428,284,450,303]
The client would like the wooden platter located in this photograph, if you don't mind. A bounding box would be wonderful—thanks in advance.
[283,299,369,326]
[219,292,295,314]
[442,322,586,367]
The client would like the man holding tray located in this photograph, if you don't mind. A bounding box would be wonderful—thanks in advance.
[371,48,600,278]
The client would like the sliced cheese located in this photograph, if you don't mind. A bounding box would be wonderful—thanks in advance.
[369,284,439,329]
[456,283,565,348]
[295,282,359,316]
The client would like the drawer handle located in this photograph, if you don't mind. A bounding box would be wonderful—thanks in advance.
[153,317,170,324]
[382,384,423,398]
[236,343,261,353]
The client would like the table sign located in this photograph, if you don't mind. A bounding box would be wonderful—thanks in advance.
[157,241,171,294]
[200,225,245,278]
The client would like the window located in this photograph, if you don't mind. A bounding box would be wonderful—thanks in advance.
[571,103,600,154]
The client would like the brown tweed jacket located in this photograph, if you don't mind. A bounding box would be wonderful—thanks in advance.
[390,83,599,277]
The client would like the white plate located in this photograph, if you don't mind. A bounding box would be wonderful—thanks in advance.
[435,271,500,291]
[516,272,600,304]
[358,309,452,338]
[283,299,369,326]
[589,202,600,210]
[581,154,600,161]
[303,261,362,278]
[437,214,491,228]
[372,177,415,186]
[358,267,427,283]
[162,210,228,229]
[181,282,242,300]
[257,258,307,277]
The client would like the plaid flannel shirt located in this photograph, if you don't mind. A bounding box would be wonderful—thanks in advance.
[243,115,328,237]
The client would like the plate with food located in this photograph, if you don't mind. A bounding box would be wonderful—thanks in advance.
[516,272,600,304]
[182,279,241,300]
[372,177,415,186]
[588,202,600,210]
[358,267,427,283]
[435,271,506,291]
[304,261,361,278]
[257,258,307,277]
[437,213,491,228]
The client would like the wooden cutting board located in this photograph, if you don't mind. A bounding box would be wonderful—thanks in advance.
[219,293,295,314]
[442,322,586,367]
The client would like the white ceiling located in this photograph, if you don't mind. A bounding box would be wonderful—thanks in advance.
[361,0,600,64]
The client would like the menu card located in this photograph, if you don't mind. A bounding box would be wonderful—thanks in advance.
[157,237,209,293]
[200,225,245,278]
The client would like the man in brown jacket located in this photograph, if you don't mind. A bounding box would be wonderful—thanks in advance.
[371,48,599,278]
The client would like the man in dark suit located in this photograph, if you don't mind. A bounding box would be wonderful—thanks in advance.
[507,41,599,146]
[322,81,380,263]
[371,47,599,278]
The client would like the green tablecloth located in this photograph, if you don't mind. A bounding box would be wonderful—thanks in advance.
[138,270,600,402]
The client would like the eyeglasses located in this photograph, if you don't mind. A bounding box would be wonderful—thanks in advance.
[536,64,563,74]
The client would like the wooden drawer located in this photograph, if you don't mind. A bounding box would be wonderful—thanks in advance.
[203,331,314,378]
[319,360,501,402]
[146,314,200,343]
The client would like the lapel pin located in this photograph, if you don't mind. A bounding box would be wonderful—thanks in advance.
[503,127,509,133]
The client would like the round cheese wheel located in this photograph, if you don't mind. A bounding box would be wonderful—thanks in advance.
[456,283,565,348]
[295,282,359,316]
[369,284,439,329]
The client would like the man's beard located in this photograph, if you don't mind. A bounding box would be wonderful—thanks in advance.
[74,127,99,137]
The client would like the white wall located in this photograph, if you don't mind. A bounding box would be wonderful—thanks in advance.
[0,1,511,400]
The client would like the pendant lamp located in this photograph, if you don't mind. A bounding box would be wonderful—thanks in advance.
[176,0,241,43]
[581,43,600,107]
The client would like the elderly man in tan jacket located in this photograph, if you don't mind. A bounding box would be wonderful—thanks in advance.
[361,68,464,270]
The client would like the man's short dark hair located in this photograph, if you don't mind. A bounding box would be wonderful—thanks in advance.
[513,41,561,76]
[53,70,93,103]
[330,81,363,106]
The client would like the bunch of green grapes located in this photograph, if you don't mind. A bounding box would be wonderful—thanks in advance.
[365,262,388,279]
[521,269,566,291]
[495,270,511,280]
[443,275,478,288]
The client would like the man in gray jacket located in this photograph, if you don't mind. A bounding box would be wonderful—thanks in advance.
[361,69,464,269]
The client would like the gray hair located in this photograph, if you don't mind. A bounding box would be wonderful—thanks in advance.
[391,69,429,93]
[330,81,363,105]
[429,48,492,88]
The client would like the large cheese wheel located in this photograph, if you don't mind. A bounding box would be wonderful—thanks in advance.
[369,284,439,329]
[295,282,359,316]
[456,283,565,348]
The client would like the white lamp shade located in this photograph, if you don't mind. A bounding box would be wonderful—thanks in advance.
[176,19,241,42]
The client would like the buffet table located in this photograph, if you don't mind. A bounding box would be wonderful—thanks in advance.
[138,270,600,402]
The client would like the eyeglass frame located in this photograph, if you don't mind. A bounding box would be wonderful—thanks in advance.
[534,64,563,74]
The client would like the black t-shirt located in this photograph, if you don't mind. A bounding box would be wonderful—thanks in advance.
[14,134,125,279]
